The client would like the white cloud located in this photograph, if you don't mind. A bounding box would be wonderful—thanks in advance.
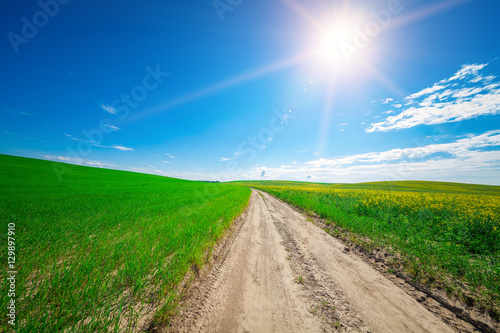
[162,160,172,164]
[219,157,236,162]
[259,152,500,184]
[340,123,348,126]
[441,63,488,83]
[405,84,447,100]
[307,130,500,167]
[368,63,500,132]
[64,133,133,151]
[129,166,165,176]
[139,161,154,167]
[110,145,134,151]
[470,76,484,83]
[0,106,35,116]
[368,88,500,132]
[451,87,484,98]
[235,130,500,184]
[104,124,121,131]
[165,153,175,159]
[419,93,440,107]
[437,89,453,100]
[101,104,117,115]
[42,155,112,168]
[382,98,393,104]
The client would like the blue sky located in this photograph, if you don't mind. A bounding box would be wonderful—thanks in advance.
[1,0,500,184]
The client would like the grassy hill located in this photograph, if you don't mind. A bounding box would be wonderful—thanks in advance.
[0,154,251,331]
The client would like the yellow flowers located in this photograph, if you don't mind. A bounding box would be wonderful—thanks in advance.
[260,185,500,233]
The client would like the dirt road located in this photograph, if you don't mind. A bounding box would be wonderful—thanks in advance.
[167,190,456,332]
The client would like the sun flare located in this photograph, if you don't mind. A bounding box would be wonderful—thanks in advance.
[314,20,357,66]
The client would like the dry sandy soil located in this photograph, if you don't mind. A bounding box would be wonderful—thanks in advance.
[165,190,493,332]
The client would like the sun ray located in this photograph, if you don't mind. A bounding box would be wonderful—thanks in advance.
[317,73,337,154]
[276,0,326,32]
[388,0,473,31]
[126,0,472,132]
[357,58,407,101]
[126,51,316,124]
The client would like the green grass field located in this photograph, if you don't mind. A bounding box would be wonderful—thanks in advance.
[0,155,251,331]
[237,180,500,319]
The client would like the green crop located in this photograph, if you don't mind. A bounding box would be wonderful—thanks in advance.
[0,154,250,331]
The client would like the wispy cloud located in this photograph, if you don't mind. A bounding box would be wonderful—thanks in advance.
[441,63,488,83]
[405,83,446,101]
[165,153,175,159]
[42,155,112,168]
[218,151,247,162]
[368,63,500,132]
[64,133,133,151]
[162,160,172,164]
[248,151,500,184]
[0,106,35,116]
[219,157,236,162]
[241,130,500,184]
[101,103,117,115]
[110,145,134,151]
[104,124,121,131]
[130,163,165,176]
[2,131,46,143]
[307,130,500,167]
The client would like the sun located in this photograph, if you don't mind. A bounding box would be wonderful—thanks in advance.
[314,20,357,66]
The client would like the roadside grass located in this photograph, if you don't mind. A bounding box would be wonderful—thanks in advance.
[239,181,500,320]
[294,276,305,285]
[0,154,251,331]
